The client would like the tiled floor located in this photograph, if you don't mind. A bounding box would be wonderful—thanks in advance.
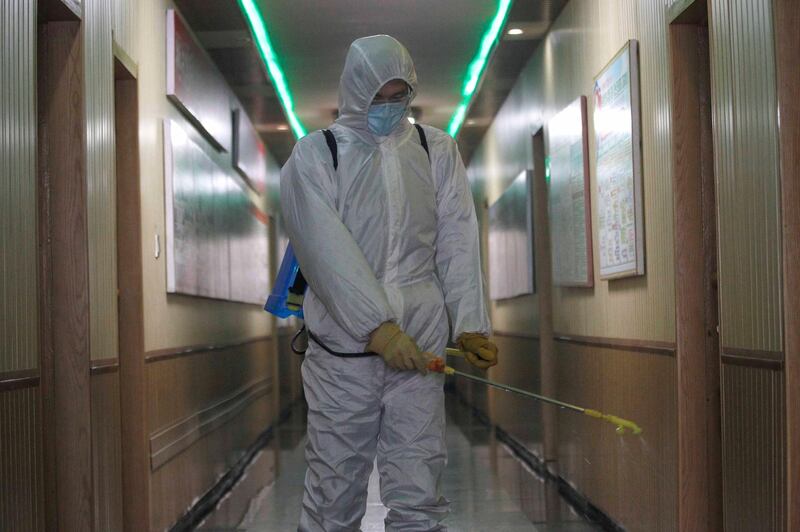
[200,397,600,531]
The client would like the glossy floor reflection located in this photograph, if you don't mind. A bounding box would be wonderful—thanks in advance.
[200,397,600,531]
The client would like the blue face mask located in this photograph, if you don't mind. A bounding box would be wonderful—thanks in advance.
[367,101,408,136]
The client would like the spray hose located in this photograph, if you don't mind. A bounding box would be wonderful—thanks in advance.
[428,348,642,436]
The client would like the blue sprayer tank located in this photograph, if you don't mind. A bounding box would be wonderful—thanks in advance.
[264,243,307,319]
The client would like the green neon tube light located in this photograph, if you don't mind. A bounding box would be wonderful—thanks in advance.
[238,0,307,139]
[447,0,512,137]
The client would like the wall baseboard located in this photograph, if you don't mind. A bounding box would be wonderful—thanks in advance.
[448,390,625,532]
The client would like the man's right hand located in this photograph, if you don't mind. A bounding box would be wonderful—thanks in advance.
[367,322,434,374]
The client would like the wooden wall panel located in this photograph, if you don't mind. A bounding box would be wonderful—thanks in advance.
[486,335,542,455]
[0,388,43,532]
[90,372,123,532]
[453,337,677,531]
[709,0,782,353]
[84,0,120,361]
[1,0,38,373]
[720,364,786,531]
[151,395,271,530]
[466,0,676,344]
[146,339,275,530]
[555,343,677,531]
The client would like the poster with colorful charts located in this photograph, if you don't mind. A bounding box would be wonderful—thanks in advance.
[593,39,645,279]
[546,96,594,287]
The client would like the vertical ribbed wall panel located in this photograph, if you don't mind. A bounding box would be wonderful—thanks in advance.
[112,0,137,64]
[466,0,675,343]
[721,364,786,530]
[0,0,38,372]
[85,0,119,360]
[0,389,43,531]
[710,0,782,352]
[91,374,123,532]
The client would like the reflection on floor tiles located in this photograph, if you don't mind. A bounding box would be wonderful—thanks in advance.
[201,398,601,531]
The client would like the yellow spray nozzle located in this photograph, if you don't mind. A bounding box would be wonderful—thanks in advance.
[584,409,642,435]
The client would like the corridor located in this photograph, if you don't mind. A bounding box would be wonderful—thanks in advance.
[198,397,601,532]
[2,0,799,530]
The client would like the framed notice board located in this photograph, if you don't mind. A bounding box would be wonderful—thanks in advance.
[592,39,645,279]
[546,96,593,287]
[163,119,270,305]
[233,108,268,195]
[167,9,232,153]
[488,170,535,300]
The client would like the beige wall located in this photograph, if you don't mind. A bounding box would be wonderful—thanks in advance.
[467,2,683,527]
[466,0,785,529]
[467,0,676,344]
[127,1,284,528]
[135,0,277,352]
[113,0,138,64]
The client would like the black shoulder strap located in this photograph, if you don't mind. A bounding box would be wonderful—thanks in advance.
[322,129,338,170]
[414,123,430,160]
[324,126,428,169]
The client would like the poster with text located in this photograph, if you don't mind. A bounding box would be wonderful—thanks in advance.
[546,96,593,287]
[592,40,645,279]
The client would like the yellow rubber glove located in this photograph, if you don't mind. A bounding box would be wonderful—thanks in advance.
[367,322,435,374]
[458,332,499,370]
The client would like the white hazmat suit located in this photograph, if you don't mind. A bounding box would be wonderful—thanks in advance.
[280,35,490,531]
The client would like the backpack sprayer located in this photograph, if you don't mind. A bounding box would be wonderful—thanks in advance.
[264,243,306,319]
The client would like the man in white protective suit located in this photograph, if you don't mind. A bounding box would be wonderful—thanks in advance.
[280,34,499,531]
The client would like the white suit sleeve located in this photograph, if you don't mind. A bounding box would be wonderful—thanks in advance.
[280,134,395,341]
[431,133,491,341]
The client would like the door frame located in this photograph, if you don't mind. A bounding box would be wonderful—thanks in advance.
[667,0,723,529]
[37,10,93,531]
[113,54,150,531]
[773,0,800,529]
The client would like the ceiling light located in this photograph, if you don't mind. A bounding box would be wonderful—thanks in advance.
[408,116,416,125]
[447,0,512,137]
[238,0,307,139]
[276,124,289,131]
[507,28,523,35]
[466,119,476,126]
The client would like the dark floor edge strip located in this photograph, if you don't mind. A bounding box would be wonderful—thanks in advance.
[448,389,625,532]
[169,397,305,532]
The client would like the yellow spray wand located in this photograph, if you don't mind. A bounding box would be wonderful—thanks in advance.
[430,348,642,436]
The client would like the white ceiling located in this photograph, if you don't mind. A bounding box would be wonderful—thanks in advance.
[253,0,500,132]
[180,0,567,163]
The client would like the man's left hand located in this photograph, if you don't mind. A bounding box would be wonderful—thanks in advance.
[458,333,498,370]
